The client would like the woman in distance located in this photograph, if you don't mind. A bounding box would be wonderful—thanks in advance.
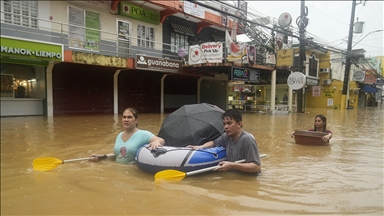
[291,114,332,142]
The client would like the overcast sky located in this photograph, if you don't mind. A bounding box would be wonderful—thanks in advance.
[237,1,383,57]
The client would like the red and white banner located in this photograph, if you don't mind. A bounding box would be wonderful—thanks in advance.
[364,73,377,84]
[188,42,223,65]
[225,30,247,62]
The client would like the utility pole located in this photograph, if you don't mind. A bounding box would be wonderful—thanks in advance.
[297,0,307,113]
[341,0,357,110]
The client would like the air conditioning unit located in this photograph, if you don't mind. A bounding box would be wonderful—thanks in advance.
[319,68,330,73]
[323,79,332,85]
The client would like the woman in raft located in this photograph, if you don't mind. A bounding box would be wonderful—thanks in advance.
[291,114,332,142]
[89,107,165,164]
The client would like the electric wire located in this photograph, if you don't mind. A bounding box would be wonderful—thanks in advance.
[186,0,380,72]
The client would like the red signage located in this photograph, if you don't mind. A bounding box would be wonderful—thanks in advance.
[364,73,377,84]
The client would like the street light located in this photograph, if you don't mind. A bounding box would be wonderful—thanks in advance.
[352,29,384,48]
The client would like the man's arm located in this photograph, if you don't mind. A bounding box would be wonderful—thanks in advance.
[214,161,261,173]
[186,141,215,149]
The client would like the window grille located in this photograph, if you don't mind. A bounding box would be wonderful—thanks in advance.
[171,33,189,53]
[117,20,131,58]
[137,25,154,48]
[308,55,318,77]
[3,0,38,28]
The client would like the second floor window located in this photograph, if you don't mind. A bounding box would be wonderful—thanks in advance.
[308,55,318,77]
[137,25,154,48]
[171,33,189,53]
[3,0,38,28]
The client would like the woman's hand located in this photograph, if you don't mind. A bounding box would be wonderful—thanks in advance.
[322,134,331,142]
[147,137,165,150]
[147,140,163,150]
[290,131,295,138]
[89,154,99,162]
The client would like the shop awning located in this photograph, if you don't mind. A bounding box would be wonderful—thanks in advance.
[171,23,194,36]
[363,85,378,93]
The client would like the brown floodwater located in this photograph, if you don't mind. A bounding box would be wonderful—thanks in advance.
[1,107,383,215]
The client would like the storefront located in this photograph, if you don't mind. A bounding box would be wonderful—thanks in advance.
[227,67,290,111]
[0,36,63,116]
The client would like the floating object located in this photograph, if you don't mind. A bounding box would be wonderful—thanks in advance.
[294,130,328,146]
[135,146,226,174]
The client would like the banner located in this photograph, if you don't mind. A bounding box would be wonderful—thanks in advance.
[68,6,85,48]
[188,42,223,65]
[85,11,100,50]
[184,1,205,19]
[364,73,377,84]
[246,45,256,65]
[266,53,276,65]
[225,30,247,62]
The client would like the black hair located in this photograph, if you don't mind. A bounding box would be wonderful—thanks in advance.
[314,114,327,132]
[223,109,242,123]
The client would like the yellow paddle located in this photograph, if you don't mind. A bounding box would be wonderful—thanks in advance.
[155,153,267,182]
[33,154,110,172]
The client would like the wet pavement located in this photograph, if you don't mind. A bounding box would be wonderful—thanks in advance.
[1,107,383,215]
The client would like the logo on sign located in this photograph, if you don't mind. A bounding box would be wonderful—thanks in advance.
[135,54,182,73]
[353,71,365,81]
[287,72,306,90]
[234,68,248,77]
[189,46,203,62]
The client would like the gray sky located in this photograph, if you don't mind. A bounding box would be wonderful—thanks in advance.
[238,1,383,57]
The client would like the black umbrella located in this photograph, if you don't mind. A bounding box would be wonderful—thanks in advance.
[158,103,225,147]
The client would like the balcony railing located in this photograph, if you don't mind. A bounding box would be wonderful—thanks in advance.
[1,10,269,67]
[1,11,186,59]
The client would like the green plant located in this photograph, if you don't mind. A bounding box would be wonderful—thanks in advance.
[257,100,265,105]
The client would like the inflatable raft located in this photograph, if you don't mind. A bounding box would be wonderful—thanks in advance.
[135,146,226,174]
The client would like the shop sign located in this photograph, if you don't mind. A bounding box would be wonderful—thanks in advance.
[375,79,384,85]
[352,70,365,81]
[71,0,112,11]
[188,42,223,65]
[306,77,319,86]
[135,55,182,73]
[231,67,260,83]
[119,2,160,25]
[323,90,334,98]
[276,49,293,67]
[0,37,63,61]
[287,72,306,90]
[265,53,276,65]
[364,73,377,84]
[184,1,205,19]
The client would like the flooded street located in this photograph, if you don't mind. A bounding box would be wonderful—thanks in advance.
[1,107,383,215]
